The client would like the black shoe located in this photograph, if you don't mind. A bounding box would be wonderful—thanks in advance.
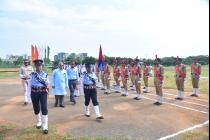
[43,129,48,134]
[154,102,159,105]
[54,103,58,107]
[36,125,41,129]
[72,102,76,105]
[175,97,181,100]
[190,94,196,97]
[115,91,120,93]
[60,105,65,108]
[143,91,149,93]
[134,97,141,100]
[143,87,146,89]
[154,102,162,106]
[24,102,28,105]
[130,85,133,87]
[85,114,90,117]
[96,116,104,119]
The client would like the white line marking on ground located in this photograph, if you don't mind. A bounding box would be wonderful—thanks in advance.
[158,120,209,140]
[141,96,208,114]
[97,84,209,115]
[164,92,209,103]
[145,93,209,108]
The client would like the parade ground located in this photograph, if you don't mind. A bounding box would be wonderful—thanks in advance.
[0,71,209,140]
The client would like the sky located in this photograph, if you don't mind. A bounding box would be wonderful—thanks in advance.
[0,0,209,60]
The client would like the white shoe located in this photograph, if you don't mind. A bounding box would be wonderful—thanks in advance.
[94,106,104,119]
[36,114,42,129]
[42,115,48,131]
[85,106,90,117]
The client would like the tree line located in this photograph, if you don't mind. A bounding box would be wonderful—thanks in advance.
[0,55,208,68]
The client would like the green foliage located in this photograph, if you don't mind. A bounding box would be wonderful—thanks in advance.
[82,56,96,64]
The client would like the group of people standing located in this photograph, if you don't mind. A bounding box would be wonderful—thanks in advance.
[95,55,202,105]
[19,55,202,134]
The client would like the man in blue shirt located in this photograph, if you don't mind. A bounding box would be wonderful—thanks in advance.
[81,62,104,120]
[29,59,49,134]
[67,60,79,105]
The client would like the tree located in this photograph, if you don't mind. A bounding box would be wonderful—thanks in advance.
[47,46,50,59]
[82,56,96,64]
[13,56,24,66]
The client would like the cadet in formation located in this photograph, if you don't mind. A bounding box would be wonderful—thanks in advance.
[121,61,129,96]
[51,62,68,108]
[191,57,202,97]
[143,60,150,93]
[132,60,142,100]
[113,61,122,93]
[28,59,49,134]
[81,62,104,120]
[19,59,33,105]
[153,56,164,105]
[175,57,186,100]
[104,60,111,94]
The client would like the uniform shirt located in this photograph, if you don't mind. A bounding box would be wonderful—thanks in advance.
[191,63,201,77]
[67,67,79,80]
[51,68,68,95]
[30,71,49,87]
[154,65,164,81]
[82,72,98,85]
[19,65,33,80]
[175,64,186,79]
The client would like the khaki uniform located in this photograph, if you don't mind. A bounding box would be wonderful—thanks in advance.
[114,66,122,93]
[133,65,142,97]
[175,64,186,91]
[191,63,201,96]
[101,70,106,89]
[95,65,100,82]
[19,65,33,103]
[130,66,135,87]
[143,65,150,92]
[121,65,129,96]
[154,65,164,103]
[104,64,111,93]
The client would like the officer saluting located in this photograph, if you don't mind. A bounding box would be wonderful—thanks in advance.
[28,59,49,134]
[81,62,104,120]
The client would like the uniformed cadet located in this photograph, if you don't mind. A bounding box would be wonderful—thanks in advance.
[19,59,33,105]
[129,62,136,91]
[100,65,106,90]
[121,61,129,96]
[113,61,121,93]
[81,62,104,120]
[175,57,186,100]
[104,61,111,94]
[112,60,117,86]
[132,61,142,100]
[143,60,150,93]
[28,59,49,134]
[191,57,202,97]
[153,55,164,105]
[51,62,68,107]
[67,60,79,105]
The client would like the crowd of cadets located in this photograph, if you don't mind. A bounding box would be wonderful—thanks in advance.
[94,55,202,105]
[19,55,202,134]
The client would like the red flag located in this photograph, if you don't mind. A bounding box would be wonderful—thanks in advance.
[31,45,35,63]
[34,45,39,60]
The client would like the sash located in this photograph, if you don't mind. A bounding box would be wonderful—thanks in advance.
[176,65,185,78]
[191,64,199,75]
[154,66,161,80]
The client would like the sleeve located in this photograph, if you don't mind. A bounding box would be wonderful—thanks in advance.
[183,65,187,78]
[51,70,56,87]
[65,71,68,88]
[92,73,98,81]
[19,67,25,79]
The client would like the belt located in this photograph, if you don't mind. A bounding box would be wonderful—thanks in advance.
[69,79,77,81]
[84,84,96,89]
[32,86,47,92]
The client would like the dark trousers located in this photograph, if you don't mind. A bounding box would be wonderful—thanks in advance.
[31,92,48,115]
[68,80,77,102]
[55,95,64,106]
[84,88,99,106]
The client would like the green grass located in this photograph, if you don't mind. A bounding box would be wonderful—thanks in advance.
[14,125,130,140]
[177,125,209,140]
[147,65,209,94]
[0,72,18,79]
[0,124,16,140]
